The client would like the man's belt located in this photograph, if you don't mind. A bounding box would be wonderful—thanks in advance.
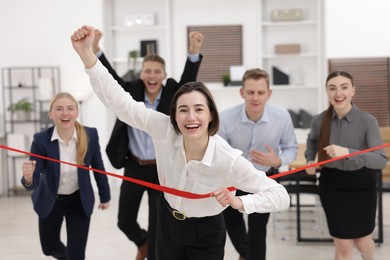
[130,154,156,166]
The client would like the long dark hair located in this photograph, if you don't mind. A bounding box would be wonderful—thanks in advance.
[170,82,220,136]
[317,71,354,162]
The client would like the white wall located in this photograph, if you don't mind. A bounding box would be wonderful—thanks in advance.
[0,0,106,134]
[325,0,390,58]
[1,0,390,194]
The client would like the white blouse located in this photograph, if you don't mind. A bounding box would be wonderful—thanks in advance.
[86,61,290,218]
[52,126,79,195]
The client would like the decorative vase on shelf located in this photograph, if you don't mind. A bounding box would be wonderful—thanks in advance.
[7,98,33,121]
[123,50,140,81]
[15,111,30,121]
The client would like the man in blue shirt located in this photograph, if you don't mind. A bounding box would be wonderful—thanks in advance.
[218,68,297,260]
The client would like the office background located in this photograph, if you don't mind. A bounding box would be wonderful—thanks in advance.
[0,0,390,195]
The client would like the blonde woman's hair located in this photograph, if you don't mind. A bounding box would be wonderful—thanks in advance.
[49,92,88,165]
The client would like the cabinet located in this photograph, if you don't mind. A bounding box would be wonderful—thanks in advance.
[103,0,172,77]
[260,0,326,115]
[1,66,60,195]
[209,0,326,115]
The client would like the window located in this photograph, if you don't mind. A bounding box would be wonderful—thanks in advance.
[187,25,242,82]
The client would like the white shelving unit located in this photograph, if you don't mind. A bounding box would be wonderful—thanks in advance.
[260,0,326,115]
[2,67,60,195]
[103,0,326,116]
[103,0,172,77]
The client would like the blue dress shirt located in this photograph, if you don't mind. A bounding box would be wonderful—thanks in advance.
[218,103,298,171]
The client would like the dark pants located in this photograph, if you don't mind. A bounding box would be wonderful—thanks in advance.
[224,203,270,260]
[117,158,160,260]
[224,168,276,260]
[39,191,90,260]
[156,194,226,260]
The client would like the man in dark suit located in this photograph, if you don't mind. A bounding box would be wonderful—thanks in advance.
[92,29,204,260]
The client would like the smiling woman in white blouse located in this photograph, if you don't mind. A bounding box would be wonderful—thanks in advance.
[71,25,290,260]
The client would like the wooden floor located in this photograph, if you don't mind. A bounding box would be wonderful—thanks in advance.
[1,187,390,260]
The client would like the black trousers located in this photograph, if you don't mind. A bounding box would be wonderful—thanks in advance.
[223,168,276,260]
[223,201,270,260]
[39,191,90,260]
[117,158,160,260]
[156,194,226,260]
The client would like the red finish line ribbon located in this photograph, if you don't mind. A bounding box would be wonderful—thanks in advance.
[270,143,390,180]
[0,143,389,199]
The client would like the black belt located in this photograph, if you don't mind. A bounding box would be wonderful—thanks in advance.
[56,190,79,200]
[161,196,187,221]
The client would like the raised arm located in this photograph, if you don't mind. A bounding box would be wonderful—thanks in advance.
[71,25,98,69]
[91,29,103,54]
[188,31,204,55]
[91,29,128,89]
[175,31,204,86]
[71,25,171,140]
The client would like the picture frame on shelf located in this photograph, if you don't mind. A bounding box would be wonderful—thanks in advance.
[140,40,158,57]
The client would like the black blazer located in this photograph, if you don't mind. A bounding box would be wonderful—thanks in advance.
[102,53,203,168]
[21,126,111,218]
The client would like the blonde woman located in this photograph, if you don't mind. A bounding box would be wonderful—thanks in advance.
[21,92,111,260]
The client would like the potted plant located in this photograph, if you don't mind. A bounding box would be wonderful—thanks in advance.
[7,98,33,121]
[222,73,231,86]
[126,49,139,80]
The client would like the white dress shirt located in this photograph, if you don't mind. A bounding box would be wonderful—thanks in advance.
[85,60,290,218]
[51,126,79,195]
[219,103,298,172]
